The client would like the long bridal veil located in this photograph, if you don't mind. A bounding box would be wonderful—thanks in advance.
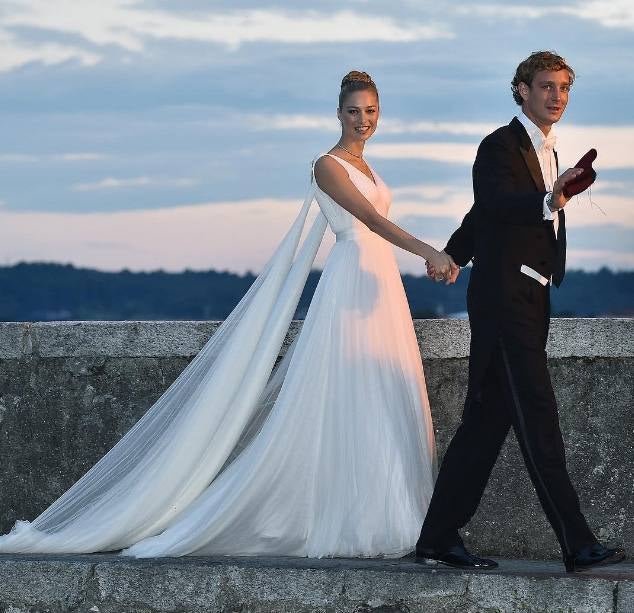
[0,184,328,554]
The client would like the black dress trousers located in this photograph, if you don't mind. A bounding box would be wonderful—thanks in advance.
[417,283,596,556]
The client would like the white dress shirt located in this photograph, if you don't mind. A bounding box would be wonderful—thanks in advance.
[517,112,559,238]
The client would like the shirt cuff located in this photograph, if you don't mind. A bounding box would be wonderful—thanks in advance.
[543,192,554,220]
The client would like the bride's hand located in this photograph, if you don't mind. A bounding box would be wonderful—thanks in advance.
[427,250,452,281]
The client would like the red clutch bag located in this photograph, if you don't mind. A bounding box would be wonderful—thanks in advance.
[562,148,597,198]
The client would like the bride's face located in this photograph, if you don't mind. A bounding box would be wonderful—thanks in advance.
[337,90,379,143]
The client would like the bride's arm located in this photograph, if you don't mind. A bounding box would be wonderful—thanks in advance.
[314,156,452,273]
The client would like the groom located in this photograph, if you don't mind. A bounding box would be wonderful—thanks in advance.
[417,51,625,572]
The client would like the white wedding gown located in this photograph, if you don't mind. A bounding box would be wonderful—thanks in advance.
[0,154,436,558]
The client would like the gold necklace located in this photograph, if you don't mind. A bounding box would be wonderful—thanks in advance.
[336,143,364,160]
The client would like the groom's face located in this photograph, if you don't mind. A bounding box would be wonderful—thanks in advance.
[520,69,572,130]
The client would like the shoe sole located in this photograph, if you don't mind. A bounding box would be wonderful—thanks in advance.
[567,551,626,573]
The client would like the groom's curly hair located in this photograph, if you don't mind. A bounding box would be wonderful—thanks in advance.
[511,51,575,105]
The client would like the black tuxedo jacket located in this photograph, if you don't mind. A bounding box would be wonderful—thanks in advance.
[445,117,567,394]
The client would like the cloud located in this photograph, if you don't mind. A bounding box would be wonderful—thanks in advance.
[390,182,634,229]
[248,114,497,136]
[0,2,453,71]
[368,142,478,164]
[250,113,634,170]
[0,2,631,275]
[392,203,634,273]
[391,184,475,220]
[556,125,634,170]
[0,152,106,163]
[567,223,633,252]
[366,125,634,170]
[249,114,340,132]
[574,0,634,29]
[0,182,631,275]
[454,0,634,30]
[53,152,107,161]
[566,249,634,271]
[72,176,199,191]
[0,153,38,162]
[394,214,459,244]
[380,120,497,137]
[0,197,331,274]
[454,4,554,20]
[0,29,101,73]
[73,177,152,191]
[0,0,631,79]
[389,181,634,274]
[590,180,631,192]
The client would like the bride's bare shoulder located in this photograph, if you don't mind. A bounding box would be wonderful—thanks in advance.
[314,153,346,180]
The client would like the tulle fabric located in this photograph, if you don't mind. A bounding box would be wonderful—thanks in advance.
[0,186,325,554]
[0,154,436,558]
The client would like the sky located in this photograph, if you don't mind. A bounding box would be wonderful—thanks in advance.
[1,0,633,275]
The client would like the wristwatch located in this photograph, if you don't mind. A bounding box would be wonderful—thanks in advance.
[545,191,556,212]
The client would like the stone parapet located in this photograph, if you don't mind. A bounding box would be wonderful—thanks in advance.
[0,319,632,559]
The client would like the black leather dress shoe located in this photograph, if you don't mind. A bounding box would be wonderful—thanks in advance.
[564,543,626,573]
[415,544,498,570]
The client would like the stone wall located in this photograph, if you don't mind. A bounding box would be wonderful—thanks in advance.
[0,319,632,559]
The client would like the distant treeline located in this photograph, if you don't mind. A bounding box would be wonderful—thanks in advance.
[1,262,632,322]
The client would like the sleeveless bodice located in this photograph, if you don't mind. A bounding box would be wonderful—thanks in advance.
[313,154,391,240]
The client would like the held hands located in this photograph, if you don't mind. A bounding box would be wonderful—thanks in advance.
[426,250,460,285]
[551,168,584,210]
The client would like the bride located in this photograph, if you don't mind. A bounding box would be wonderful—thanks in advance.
[0,71,454,558]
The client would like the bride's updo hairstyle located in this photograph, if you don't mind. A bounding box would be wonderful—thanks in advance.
[338,71,379,109]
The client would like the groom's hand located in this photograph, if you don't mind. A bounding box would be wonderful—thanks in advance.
[446,258,460,284]
[551,167,584,210]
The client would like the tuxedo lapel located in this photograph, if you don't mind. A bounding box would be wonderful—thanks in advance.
[520,148,546,192]
[554,150,559,176]
[510,117,546,192]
